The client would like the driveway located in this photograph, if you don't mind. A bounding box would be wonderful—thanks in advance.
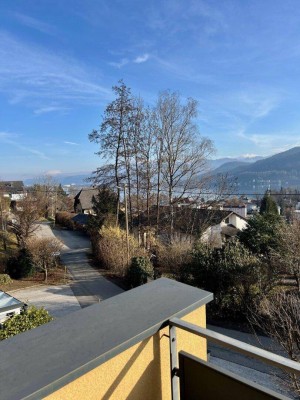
[8,285,81,318]
[35,223,124,308]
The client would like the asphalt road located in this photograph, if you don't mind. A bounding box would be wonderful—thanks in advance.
[8,285,81,318]
[37,223,124,307]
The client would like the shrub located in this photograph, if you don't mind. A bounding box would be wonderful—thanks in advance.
[6,249,34,279]
[94,226,145,276]
[55,212,75,230]
[0,274,13,285]
[127,256,153,288]
[0,306,53,340]
[154,240,193,276]
[27,237,62,282]
[182,241,267,320]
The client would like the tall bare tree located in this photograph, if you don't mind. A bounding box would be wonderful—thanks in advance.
[89,80,134,225]
[154,91,214,240]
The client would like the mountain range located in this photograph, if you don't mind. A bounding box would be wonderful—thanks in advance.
[23,147,300,193]
[212,146,300,192]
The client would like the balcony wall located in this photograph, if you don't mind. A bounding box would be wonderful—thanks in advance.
[0,278,213,400]
[46,307,206,400]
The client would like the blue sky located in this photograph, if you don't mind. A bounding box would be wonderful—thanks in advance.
[1,0,300,179]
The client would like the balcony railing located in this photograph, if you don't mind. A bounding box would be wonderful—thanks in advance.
[169,317,300,400]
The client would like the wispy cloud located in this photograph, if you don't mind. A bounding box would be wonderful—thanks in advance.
[109,53,150,69]
[34,106,70,115]
[108,58,129,69]
[64,141,79,146]
[240,153,260,159]
[0,131,15,139]
[146,0,227,38]
[154,56,216,85]
[45,169,62,176]
[133,53,150,63]
[14,13,57,35]
[0,31,111,108]
[237,130,300,154]
[0,131,50,159]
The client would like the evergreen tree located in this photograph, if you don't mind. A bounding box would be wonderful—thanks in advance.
[238,212,282,258]
[89,186,119,230]
[260,192,279,215]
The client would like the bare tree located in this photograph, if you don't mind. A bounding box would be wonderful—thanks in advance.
[27,237,62,282]
[154,91,214,240]
[250,292,300,395]
[0,188,10,251]
[89,80,134,225]
[8,194,39,248]
[272,220,300,291]
[32,175,58,218]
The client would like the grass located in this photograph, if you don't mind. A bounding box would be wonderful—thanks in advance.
[0,266,71,292]
[0,229,71,291]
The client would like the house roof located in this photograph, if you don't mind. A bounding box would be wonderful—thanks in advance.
[0,290,24,313]
[0,181,24,195]
[138,207,234,235]
[74,189,96,210]
[221,225,239,237]
[72,213,89,225]
[173,209,233,234]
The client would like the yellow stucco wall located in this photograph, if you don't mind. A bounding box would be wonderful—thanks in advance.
[45,306,207,400]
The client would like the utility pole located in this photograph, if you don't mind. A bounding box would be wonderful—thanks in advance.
[124,184,130,267]
[117,185,130,267]
[116,187,120,227]
[0,192,7,251]
[53,187,57,227]
[156,137,163,234]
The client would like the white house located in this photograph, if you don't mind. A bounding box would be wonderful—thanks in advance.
[0,291,24,324]
[201,211,248,247]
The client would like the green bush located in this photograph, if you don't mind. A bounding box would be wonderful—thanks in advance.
[0,274,13,285]
[127,256,154,288]
[6,249,34,280]
[180,241,266,320]
[0,306,53,340]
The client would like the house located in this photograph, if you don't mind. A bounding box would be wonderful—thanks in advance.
[137,207,248,247]
[0,181,24,195]
[0,279,297,399]
[73,189,96,214]
[0,290,24,323]
[172,208,248,246]
[0,181,25,210]
[222,203,247,218]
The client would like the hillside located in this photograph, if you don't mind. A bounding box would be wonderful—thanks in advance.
[212,161,250,174]
[216,147,300,192]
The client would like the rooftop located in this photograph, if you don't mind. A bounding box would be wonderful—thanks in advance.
[0,291,24,313]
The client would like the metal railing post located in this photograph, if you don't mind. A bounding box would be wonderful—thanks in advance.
[169,325,180,400]
[170,317,300,377]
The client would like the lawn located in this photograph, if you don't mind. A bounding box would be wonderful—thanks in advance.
[0,266,71,292]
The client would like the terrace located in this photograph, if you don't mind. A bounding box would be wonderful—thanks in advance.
[0,278,299,400]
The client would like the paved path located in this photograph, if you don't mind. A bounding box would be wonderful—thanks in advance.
[207,324,294,398]
[8,285,81,318]
[36,223,124,307]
